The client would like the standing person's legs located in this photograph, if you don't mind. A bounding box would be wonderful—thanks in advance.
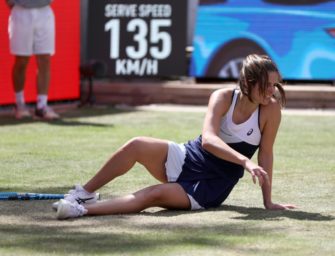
[35,54,55,116]
[12,56,30,94]
[12,56,31,118]
[9,5,32,91]
[9,5,33,118]
[36,54,51,96]
[34,5,58,119]
[84,137,170,193]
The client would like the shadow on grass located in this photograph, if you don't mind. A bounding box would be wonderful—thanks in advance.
[0,105,135,127]
[220,205,335,221]
[145,204,335,222]
[1,184,333,223]
[0,218,278,255]
[0,200,333,254]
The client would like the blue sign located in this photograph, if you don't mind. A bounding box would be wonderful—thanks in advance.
[190,0,335,81]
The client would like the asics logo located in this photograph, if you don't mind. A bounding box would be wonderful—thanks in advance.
[247,128,253,136]
[76,197,94,204]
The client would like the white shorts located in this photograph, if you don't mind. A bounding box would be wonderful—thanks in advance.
[8,5,55,56]
[165,141,204,210]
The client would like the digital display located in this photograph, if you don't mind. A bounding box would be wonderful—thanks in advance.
[86,0,188,77]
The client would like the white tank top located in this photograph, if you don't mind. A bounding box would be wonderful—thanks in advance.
[219,90,261,146]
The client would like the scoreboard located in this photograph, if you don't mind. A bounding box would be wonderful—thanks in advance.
[86,0,188,77]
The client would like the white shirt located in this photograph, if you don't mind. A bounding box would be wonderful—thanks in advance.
[219,90,261,146]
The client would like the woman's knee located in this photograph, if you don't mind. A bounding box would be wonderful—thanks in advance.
[122,136,148,155]
[142,185,190,209]
[143,186,166,204]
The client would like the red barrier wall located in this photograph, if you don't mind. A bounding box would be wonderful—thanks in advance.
[0,1,80,105]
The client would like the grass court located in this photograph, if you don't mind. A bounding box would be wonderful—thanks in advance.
[0,106,334,256]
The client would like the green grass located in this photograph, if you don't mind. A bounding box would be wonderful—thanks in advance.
[0,106,334,256]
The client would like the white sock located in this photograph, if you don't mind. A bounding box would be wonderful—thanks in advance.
[37,95,48,109]
[15,91,25,107]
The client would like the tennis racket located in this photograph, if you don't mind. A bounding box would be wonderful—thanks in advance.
[0,192,64,200]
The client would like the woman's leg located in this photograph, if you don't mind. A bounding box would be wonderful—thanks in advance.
[85,183,191,215]
[83,137,170,193]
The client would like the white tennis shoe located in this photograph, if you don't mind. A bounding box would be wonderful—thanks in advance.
[57,199,88,219]
[52,184,99,211]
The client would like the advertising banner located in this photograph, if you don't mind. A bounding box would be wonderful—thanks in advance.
[191,0,335,81]
[0,1,80,105]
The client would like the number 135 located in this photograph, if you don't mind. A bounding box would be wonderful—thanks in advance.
[105,18,172,60]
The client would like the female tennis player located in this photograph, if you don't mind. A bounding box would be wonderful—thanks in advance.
[55,54,296,219]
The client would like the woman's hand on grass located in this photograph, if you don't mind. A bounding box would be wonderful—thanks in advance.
[265,202,297,210]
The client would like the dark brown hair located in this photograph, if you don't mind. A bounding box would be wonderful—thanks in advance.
[238,54,286,107]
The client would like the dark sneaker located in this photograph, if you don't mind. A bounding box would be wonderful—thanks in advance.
[35,106,60,120]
